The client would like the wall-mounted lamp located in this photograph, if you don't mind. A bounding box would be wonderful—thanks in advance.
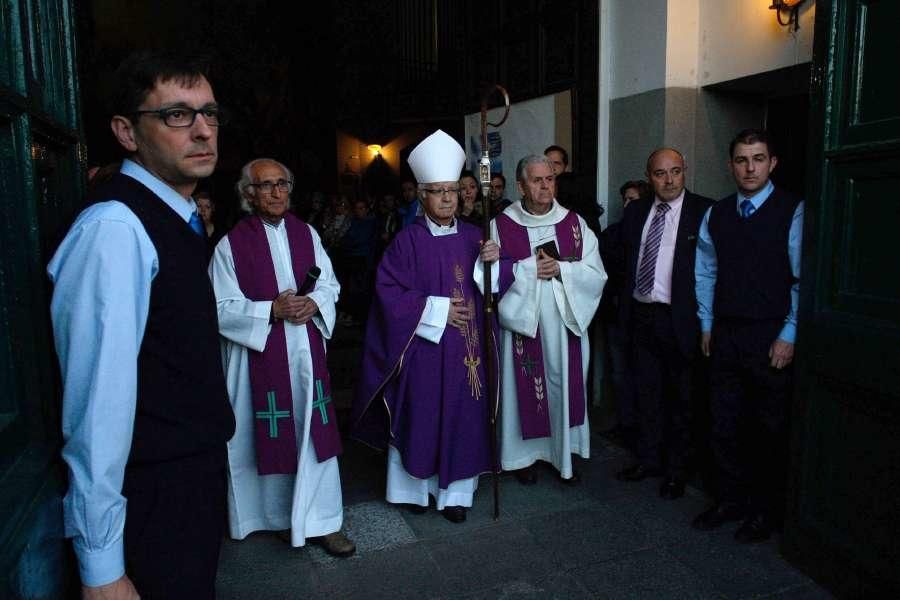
[769,0,805,31]
[367,144,382,156]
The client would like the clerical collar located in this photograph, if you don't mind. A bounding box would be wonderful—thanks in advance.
[521,200,553,216]
[505,197,568,228]
[425,214,457,236]
[261,217,285,230]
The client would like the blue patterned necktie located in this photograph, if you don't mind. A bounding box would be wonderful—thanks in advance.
[740,199,755,218]
[636,202,671,296]
[189,211,205,236]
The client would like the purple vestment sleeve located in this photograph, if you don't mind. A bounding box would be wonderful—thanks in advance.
[351,222,428,447]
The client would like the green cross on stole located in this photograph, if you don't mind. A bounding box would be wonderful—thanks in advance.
[312,379,332,425]
[256,391,291,438]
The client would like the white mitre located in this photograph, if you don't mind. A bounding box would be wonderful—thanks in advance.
[408,129,466,184]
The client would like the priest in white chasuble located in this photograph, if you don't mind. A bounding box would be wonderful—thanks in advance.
[477,154,607,484]
[209,158,355,557]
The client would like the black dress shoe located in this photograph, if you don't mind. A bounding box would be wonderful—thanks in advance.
[514,465,538,485]
[691,502,745,531]
[734,514,772,543]
[616,464,663,482]
[441,506,467,523]
[659,477,685,499]
[557,468,581,486]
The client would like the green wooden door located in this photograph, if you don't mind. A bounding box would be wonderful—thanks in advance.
[783,0,900,596]
[0,1,84,597]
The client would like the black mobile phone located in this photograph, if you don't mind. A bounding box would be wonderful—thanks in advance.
[296,266,321,296]
[534,240,561,261]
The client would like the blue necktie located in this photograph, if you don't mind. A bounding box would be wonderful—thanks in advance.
[189,211,205,236]
[636,202,671,296]
[740,199,755,218]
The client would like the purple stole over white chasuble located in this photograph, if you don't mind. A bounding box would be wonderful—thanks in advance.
[228,214,342,475]
[495,210,586,440]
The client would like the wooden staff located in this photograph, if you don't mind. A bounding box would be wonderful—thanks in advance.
[479,84,509,520]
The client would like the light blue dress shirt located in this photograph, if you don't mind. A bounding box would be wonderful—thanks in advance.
[47,159,197,587]
[695,180,804,343]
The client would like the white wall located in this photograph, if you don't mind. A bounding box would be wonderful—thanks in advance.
[607,0,816,98]
[660,0,815,89]
[665,0,700,88]
[463,93,560,193]
[698,0,815,86]
[608,0,668,99]
[600,0,816,214]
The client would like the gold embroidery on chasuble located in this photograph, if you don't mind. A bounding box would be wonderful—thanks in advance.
[514,333,545,415]
[561,223,583,261]
[454,264,482,399]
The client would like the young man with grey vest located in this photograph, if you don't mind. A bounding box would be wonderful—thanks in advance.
[691,129,804,543]
[48,51,235,599]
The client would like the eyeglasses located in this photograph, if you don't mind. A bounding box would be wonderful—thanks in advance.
[423,187,460,198]
[131,105,226,128]
[247,179,293,195]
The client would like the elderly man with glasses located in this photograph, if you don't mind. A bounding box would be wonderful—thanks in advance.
[208,157,356,558]
[354,130,496,523]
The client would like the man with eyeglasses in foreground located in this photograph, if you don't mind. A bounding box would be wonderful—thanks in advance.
[354,130,495,523]
[210,158,355,557]
[48,51,236,599]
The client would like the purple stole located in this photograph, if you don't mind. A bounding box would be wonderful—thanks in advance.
[228,214,342,475]
[495,210,585,439]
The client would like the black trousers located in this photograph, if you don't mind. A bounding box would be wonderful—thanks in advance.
[709,317,792,522]
[632,301,694,479]
[605,317,637,432]
[124,468,226,600]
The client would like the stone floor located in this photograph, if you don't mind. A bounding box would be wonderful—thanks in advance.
[215,429,834,599]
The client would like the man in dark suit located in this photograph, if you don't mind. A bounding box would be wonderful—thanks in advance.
[615,148,712,500]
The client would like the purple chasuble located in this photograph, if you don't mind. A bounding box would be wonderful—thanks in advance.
[228,214,342,475]
[495,210,585,439]
[352,218,496,488]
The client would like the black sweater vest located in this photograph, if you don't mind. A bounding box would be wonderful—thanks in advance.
[708,187,800,321]
[88,174,235,490]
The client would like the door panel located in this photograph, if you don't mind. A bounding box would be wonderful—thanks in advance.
[799,382,897,566]
[0,0,82,596]
[829,158,900,318]
[841,0,900,144]
[784,0,900,596]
